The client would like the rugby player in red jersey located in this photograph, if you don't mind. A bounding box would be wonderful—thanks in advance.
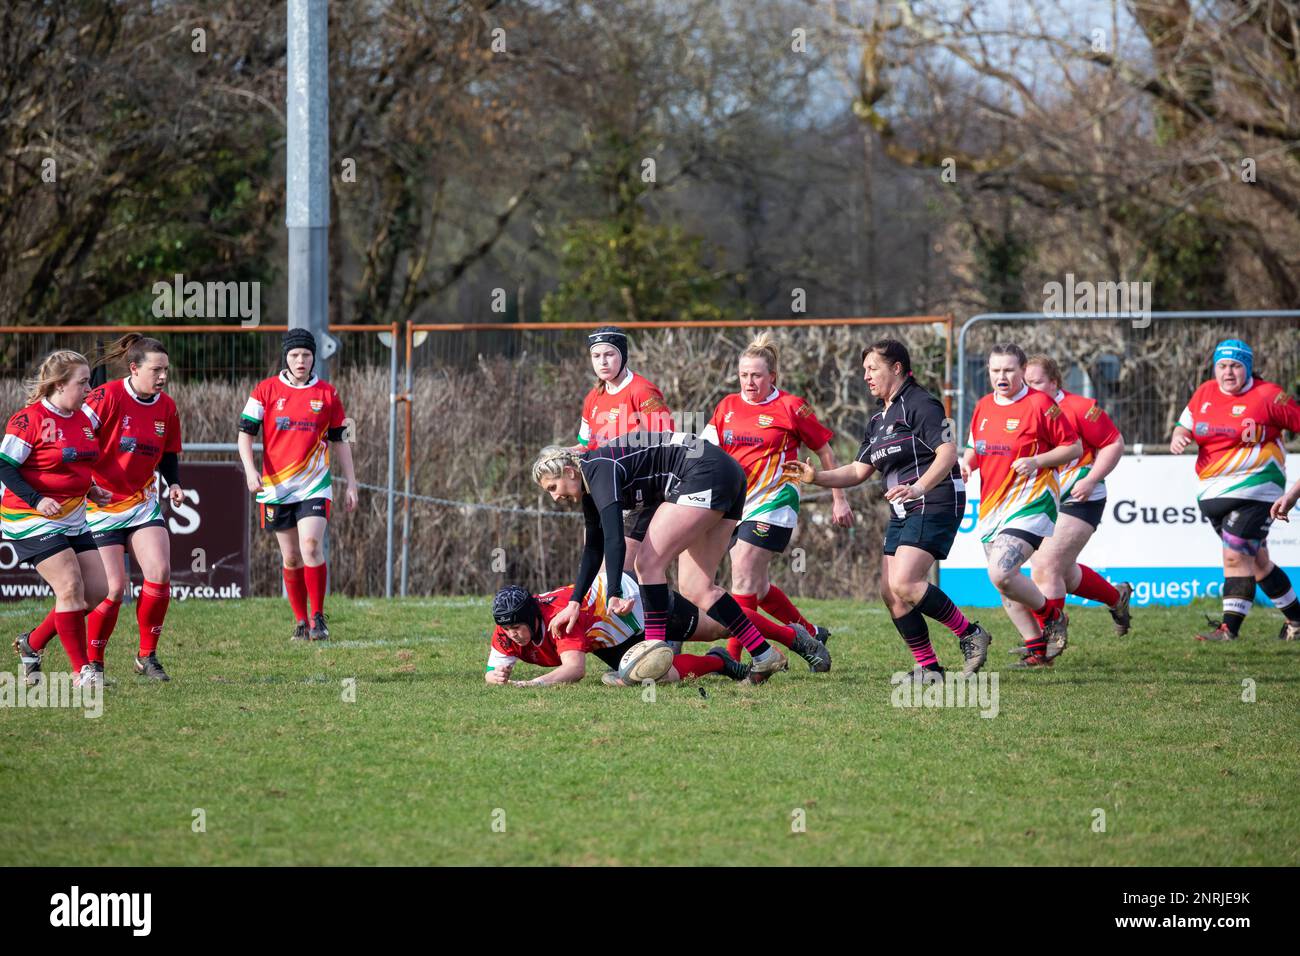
[238,330,358,641]
[485,575,755,687]
[702,333,844,671]
[961,344,1082,668]
[14,334,184,682]
[5,351,112,688]
[1171,339,1300,642]
[577,326,675,568]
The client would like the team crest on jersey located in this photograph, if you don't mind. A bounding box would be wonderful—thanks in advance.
[83,426,95,441]
[757,415,775,428]
[264,506,275,520]
[1044,404,1061,420]
[154,421,166,435]
[796,403,814,418]
[1004,419,1020,432]
[753,522,771,537]
[10,413,28,432]
[606,409,619,424]
[1231,404,1246,417]
[640,397,665,413]
[1084,405,1101,422]
[1275,392,1291,405]
[310,399,324,413]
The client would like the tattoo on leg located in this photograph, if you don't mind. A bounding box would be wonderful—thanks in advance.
[991,537,1027,574]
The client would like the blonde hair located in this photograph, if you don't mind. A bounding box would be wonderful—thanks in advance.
[1026,353,1063,390]
[531,445,585,486]
[740,332,778,380]
[24,350,90,405]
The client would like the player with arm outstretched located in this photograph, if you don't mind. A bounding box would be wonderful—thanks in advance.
[785,339,991,682]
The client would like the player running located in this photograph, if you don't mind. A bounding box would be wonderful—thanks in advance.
[996,354,1132,659]
[238,330,358,641]
[577,326,675,568]
[701,333,844,671]
[784,339,992,682]
[14,334,184,682]
[485,574,755,687]
[961,344,1082,669]
[532,432,789,683]
[4,351,111,688]
[1171,339,1300,642]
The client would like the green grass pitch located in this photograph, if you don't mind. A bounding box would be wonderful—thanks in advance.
[1,596,1296,865]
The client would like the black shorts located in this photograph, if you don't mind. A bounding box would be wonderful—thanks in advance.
[261,498,331,531]
[590,591,700,669]
[624,507,654,542]
[8,529,99,566]
[1198,498,1273,549]
[91,517,168,548]
[1058,497,1106,530]
[733,519,794,554]
[884,511,960,560]
[998,528,1044,552]
[665,445,746,522]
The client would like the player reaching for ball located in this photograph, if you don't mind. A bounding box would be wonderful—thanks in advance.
[994,354,1132,660]
[237,330,358,641]
[4,351,112,688]
[532,432,788,684]
[961,343,1082,669]
[1171,339,1300,642]
[784,339,991,682]
[577,326,675,569]
[701,333,842,672]
[14,334,183,683]
[484,575,756,687]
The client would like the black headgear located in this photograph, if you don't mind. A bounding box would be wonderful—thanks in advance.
[282,329,317,372]
[588,326,628,377]
[492,585,543,644]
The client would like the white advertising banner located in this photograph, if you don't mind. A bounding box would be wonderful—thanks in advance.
[941,454,1300,607]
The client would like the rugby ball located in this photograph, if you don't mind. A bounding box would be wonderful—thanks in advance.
[618,640,674,683]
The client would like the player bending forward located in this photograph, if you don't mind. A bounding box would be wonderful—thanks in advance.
[485,574,760,687]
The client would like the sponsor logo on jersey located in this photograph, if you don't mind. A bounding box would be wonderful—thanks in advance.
[1084,405,1101,422]
[276,398,286,410]
[1195,422,1209,436]
[10,413,29,432]
[1004,419,1020,432]
[1201,402,1211,413]
[757,415,775,428]
[680,491,712,506]
[90,387,106,403]
[975,440,988,454]
[978,418,988,432]
[885,424,894,435]
[724,411,734,423]
[607,409,619,424]
[119,436,137,452]
[155,420,166,435]
[310,400,323,413]
[122,415,132,429]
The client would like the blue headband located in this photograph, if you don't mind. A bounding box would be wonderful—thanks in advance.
[1212,339,1252,380]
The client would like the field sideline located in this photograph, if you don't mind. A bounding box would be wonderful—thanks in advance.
[0,595,1296,866]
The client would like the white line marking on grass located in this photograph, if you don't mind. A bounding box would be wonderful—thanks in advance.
[326,635,452,649]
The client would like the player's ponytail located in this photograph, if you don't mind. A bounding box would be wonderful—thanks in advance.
[742,332,779,381]
[23,349,90,405]
[531,445,584,486]
[1026,354,1063,390]
[97,332,168,372]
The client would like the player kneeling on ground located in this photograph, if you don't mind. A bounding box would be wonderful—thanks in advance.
[484,575,758,688]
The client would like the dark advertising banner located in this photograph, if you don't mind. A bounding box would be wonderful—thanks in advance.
[0,461,250,602]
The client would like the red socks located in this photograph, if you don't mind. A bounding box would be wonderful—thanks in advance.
[671,653,724,678]
[27,607,59,652]
[86,598,122,664]
[283,566,309,623]
[54,610,89,672]
[1031,596,1065,629]
[137,580,170,656]
[303,563,327,618]
[760,585,813,632]
[1072,564,1120,607]
[729,594,797,659]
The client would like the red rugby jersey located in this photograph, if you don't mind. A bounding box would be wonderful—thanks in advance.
[1177,377,1300,501]
[82,378,182,500]
[0,399,100,534]
[578,371,675,449]
[1052,389,1120,501]
[489,584,600,666]
[241,372,346,504]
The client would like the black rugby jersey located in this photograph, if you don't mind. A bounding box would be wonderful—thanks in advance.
[579,431,705,514]
[855,376,965,518]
